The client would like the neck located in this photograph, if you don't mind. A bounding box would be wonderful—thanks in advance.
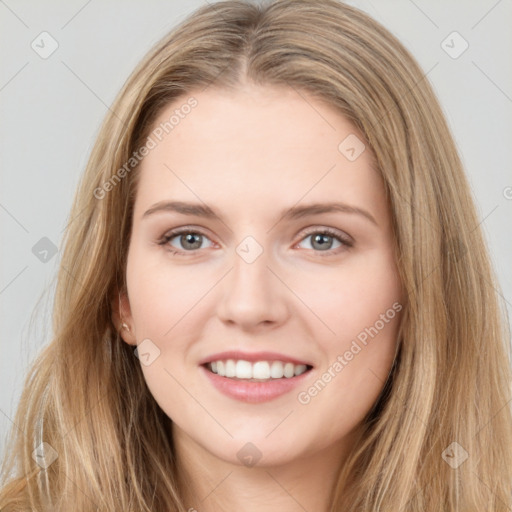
[173,425,361,512]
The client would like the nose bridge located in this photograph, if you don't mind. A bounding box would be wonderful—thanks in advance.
[216,233,288,327]
[233,234,270,289]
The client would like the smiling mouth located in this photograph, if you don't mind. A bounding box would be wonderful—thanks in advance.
[203,360,313,382]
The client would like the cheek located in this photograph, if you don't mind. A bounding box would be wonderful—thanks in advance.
[337,271,401,346]
[126,248,210,336]
[296,311,401,442]
[125,250,202,420]
[292,250,402,404]
[288,249,402,342]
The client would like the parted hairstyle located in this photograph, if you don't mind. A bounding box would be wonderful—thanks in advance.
[1,0,511,510]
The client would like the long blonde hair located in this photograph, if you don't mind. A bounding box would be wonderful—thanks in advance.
[2,1,511,510]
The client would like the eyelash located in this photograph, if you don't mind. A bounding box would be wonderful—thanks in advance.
[157,226,354,257]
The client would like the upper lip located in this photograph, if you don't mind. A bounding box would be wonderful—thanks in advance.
[199,350,313,367]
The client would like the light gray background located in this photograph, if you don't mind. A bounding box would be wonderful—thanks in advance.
[1,0,511,462]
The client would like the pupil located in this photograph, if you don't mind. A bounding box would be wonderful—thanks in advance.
[313,234,332,250]
[183,233,201,249]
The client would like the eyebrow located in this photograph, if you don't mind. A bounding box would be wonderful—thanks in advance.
[142,200,378,226]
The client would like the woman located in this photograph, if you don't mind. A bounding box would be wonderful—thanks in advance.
[1,0,511,510]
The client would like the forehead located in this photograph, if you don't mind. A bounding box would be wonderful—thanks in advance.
[133,84,383,218]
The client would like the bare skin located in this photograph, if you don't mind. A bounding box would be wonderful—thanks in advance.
[116,83,403,511]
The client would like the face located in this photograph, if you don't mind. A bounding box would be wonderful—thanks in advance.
[118,83,403,468]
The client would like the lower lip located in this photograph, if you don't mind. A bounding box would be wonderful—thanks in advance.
[200,365,312,403]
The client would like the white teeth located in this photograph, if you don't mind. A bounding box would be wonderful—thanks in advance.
[225,359,236,378]
[270,361,284,378]
[294,364,307,376]
[208,359,310,380]
[252,361,270,379]
[235,360,252,379]
[283,362,295,378]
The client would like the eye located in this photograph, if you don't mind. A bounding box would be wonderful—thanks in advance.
[158,226,353,256]
[158,228,214,254]
[296,228,353,255]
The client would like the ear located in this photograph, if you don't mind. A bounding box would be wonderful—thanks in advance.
[111,287,137,346]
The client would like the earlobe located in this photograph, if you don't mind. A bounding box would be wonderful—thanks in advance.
[112,289,137,346]
[119,321,137,346]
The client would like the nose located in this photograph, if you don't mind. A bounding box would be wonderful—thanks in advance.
[216,243,290,331]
